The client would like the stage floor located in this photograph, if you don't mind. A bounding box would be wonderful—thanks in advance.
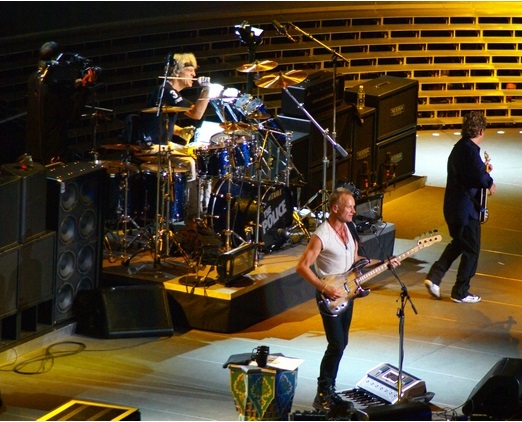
[0,129,521,421]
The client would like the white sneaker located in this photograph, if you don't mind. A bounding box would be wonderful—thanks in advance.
[424,279,440,299]
[451,294,481,303]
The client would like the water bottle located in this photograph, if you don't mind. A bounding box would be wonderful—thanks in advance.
[357,85,365,110]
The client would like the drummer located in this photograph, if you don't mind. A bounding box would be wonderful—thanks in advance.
[140,52,211,181]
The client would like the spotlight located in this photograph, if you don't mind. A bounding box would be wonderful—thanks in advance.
[234,21,264,47]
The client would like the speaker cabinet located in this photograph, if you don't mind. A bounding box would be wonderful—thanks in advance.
[308,104,353,169]
[18,231,56,309]
[281,70,345,119]
[46,163,106,323]
[375,127,416,187]
[75,284,174,339]
[0,245,19,318]
[351,106,377,188]
[0,173,21,250]
[345,76,418,142]
[1,162,47,243]
[462,357,522,420]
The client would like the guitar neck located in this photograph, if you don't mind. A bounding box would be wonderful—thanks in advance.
[357,245,422,283]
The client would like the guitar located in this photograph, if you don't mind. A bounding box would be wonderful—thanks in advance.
[478,151,491,224]
[318,233,442,316]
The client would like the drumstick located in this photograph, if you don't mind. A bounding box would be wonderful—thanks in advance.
[158,76,199,81]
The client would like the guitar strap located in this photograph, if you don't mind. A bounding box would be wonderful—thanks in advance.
[346,221,371,260]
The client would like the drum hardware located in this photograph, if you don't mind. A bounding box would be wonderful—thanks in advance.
[236,60,278,73]
[99,157,154,265]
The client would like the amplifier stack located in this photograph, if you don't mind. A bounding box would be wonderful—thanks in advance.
[278,73,418,204]
[345,75,419,189]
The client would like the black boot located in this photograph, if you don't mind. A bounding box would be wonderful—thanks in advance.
[313,385,353,413]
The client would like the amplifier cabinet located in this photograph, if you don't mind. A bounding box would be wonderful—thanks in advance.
[281,70,345,119]
[351,106,377,187]
[345,76,418,141]
[0,173,21,250]
[375,127,417,186]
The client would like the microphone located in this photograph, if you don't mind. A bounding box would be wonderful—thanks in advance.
[272,20,297,43]
[71,53,92,64]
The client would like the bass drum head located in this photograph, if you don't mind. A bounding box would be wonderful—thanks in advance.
[207,178,293,252]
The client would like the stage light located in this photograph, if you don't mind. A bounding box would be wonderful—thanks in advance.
[234,21,263,47]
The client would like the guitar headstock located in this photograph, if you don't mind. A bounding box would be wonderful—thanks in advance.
[417,231,442,248]
[484,151,492,173]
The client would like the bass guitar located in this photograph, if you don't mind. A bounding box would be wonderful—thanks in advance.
[478,151,490,224]
[318,233,442,316]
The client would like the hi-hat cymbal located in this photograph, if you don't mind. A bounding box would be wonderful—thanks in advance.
[141,106,191,113]
[255,70,308,89]
[237,60,278,73]
[100,143,141,152]
[219,122,251,131]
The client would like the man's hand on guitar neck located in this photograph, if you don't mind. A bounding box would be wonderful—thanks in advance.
[489,182,497,196]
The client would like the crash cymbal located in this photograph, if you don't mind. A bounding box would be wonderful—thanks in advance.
[255,70,308,89]
[141,106,191,113]
[100,143,141,152]
[247,110,271,120]
[237,60,278,73]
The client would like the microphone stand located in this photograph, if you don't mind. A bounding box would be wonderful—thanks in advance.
[282,87,349,217]
[287,21,350,193]
[153,55,171,265]
[369,224,418,403]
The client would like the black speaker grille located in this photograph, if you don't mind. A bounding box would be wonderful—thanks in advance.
[46,163,106,323]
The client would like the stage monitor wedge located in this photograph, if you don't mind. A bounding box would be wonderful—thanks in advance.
[462,357,522,420]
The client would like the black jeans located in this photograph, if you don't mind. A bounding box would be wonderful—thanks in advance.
[426,219,481,299]
[316,291,354,390]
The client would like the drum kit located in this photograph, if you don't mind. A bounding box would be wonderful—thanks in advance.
[101,60,315,271]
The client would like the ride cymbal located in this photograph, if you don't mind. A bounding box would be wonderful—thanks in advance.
[255,70,308,89]
[237,60,278,73]
[141,106,191,113]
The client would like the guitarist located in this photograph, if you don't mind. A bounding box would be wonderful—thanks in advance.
[424,111,496,304]
[296,187,400,414]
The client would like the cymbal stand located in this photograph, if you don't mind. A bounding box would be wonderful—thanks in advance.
[282,87,349,217]
[103,160,152,266]
[252,129,271,263]
[282,131,294,187]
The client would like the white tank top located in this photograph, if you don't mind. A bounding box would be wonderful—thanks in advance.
[314,221,356,278]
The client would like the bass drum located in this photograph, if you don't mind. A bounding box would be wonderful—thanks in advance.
[208,178,293,252]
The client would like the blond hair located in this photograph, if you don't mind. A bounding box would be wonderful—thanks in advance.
[171,53,197,75]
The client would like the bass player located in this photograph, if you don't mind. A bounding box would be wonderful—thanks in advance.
[296,187,400,414]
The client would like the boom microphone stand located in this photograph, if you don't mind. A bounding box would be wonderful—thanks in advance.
[282,87,349,216]
[369,224,418,402]
[286,21,351,196]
